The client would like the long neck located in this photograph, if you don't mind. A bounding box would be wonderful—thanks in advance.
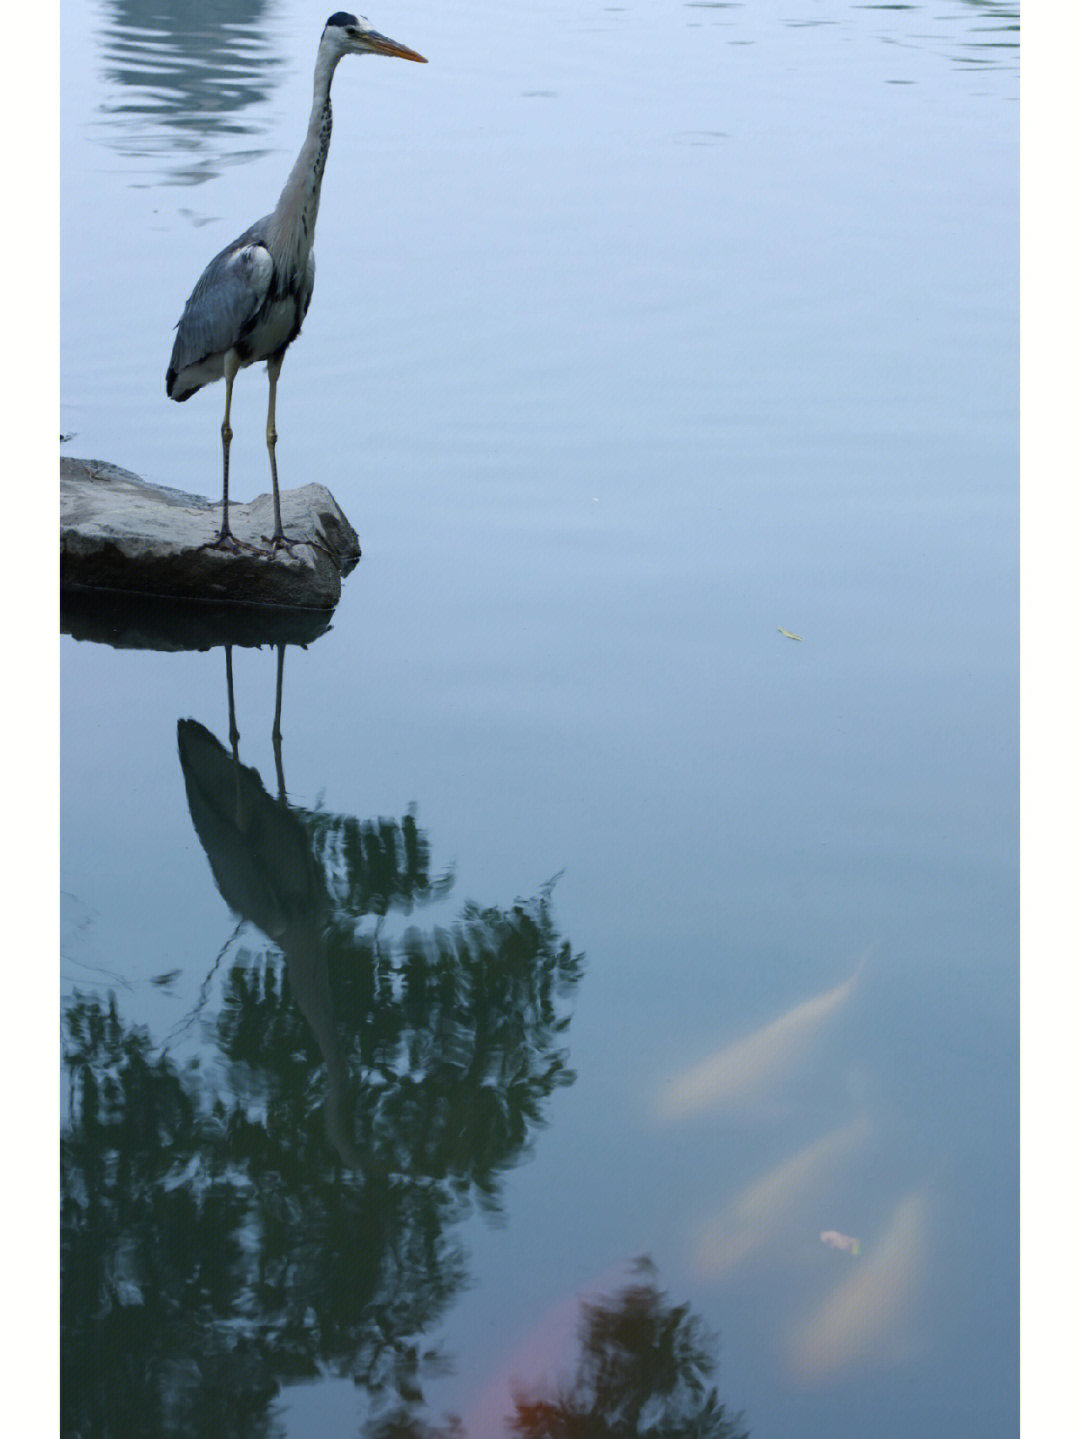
[266,40,339,271]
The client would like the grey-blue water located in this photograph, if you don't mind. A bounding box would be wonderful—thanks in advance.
[61,1,1018,1435]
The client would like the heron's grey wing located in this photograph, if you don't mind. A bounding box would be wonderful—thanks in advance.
[169,227,276,376]
[299,251,316,327]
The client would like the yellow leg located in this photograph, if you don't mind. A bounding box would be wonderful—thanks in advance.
[266,352,286,545]
[218,349,241,544]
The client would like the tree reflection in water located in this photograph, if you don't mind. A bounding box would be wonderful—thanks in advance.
[507,1259,748,1439]
[61,717,583,1436]
[366,1260,747,1439]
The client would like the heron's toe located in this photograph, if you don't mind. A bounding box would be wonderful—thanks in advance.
[201,530,269,556]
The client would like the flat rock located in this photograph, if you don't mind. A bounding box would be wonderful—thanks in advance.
[61,457,361,609]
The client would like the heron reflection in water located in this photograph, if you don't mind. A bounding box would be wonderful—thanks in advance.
[177,645,364,1166]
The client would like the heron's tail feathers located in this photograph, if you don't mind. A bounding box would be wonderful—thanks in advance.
[166,367,196,402]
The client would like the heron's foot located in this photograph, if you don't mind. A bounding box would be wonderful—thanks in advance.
[202,529,267,556]
[262,531,334,559]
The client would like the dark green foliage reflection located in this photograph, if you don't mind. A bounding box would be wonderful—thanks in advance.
[61,731,583,1436]
[508,1260,749,1439]
[361,1262,748,1439]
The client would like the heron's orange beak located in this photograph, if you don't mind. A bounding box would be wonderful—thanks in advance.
[365,31,427,62]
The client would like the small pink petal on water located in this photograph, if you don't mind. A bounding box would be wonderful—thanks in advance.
[820,1230,861,1256]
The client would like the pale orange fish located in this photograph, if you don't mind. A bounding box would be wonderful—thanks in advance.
[655,953,869,1122]
[790,1189,929,1382]
[694,1119,869,1278]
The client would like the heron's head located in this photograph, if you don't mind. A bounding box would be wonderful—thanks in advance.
[322,12,427,63]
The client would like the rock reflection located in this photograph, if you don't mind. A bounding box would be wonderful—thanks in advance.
[60,585,332,652]
[94,0,281,184]
[61,643,584,1436]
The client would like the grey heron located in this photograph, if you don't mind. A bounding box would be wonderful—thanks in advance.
[166,13,426,552]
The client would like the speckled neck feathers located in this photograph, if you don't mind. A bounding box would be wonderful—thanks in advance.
[265,42,340,276]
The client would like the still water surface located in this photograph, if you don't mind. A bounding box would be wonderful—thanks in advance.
[61,0,1018,1434]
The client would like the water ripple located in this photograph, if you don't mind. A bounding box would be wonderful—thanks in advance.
[92,0,283,185]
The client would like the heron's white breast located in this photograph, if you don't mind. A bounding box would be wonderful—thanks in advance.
[242,298,301,363]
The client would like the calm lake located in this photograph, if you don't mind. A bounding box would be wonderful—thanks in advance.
[60,0,1018,1434]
